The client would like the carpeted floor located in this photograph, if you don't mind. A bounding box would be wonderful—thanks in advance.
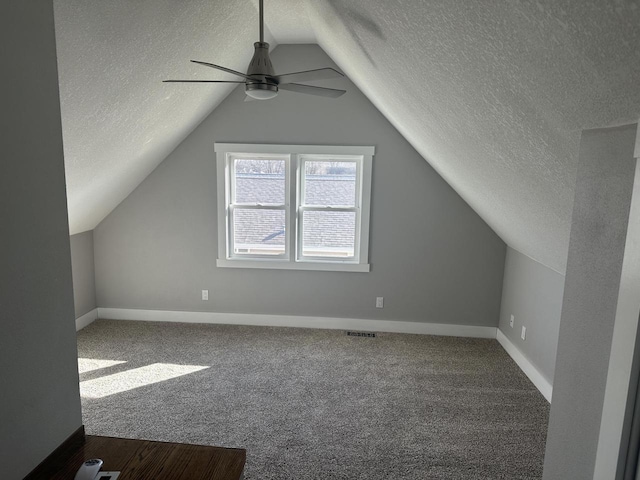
[77,319,549,479]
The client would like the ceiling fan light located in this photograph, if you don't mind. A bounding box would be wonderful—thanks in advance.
[245,81,278,100]
[246,88,278,100]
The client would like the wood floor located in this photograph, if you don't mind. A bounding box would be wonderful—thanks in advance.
[25,427,245,480]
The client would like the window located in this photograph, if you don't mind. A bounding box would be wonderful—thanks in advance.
[215,143,373,272]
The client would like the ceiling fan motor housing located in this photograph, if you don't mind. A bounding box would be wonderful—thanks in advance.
[246,42,278,96]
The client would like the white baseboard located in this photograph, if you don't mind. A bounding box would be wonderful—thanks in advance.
[97,307,497,338]
[496,329,552,402]
[76,308,98,331]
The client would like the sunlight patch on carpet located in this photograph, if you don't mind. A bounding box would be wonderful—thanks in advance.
[78,358,127,374]
[80,363,209,398]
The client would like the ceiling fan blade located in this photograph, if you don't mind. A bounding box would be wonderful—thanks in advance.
[190,60,255,81]
[278,83,346,98]
[163,80,245,83]
[269,67,344,85]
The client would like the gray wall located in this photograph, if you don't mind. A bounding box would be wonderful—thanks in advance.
[543,124,638,480]
[70,231,97,318]
[593,141,640,479]
[498,247,565,383]
[0,2,83,478]
[94,44,506,327]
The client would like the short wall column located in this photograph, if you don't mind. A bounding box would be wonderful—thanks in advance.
[543,123,639,480]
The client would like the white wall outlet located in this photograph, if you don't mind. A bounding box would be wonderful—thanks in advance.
[521,325,526,340]
[201,289,209,301]
[96,473,121,480]
[510,314,515,328]
[376,297,384,308]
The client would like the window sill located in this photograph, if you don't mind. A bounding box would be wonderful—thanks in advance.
[216,259,370,272]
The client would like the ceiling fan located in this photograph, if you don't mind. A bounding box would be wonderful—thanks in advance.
[164,0,346,101]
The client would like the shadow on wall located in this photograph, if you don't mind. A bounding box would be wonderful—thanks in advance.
[320,0,386,66]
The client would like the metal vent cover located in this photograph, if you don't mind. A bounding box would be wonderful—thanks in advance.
[346,331,376,338]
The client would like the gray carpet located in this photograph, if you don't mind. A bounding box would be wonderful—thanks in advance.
[77,320,549,479]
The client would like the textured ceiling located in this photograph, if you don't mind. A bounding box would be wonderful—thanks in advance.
[54,0,640,273]
[54,0,274,235]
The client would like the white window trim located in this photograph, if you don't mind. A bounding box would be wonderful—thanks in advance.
[215,143,374,272]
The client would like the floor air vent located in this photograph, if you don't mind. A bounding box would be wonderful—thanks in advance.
[346,331,376,338]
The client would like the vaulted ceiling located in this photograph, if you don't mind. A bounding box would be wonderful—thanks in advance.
[54,0,640,274]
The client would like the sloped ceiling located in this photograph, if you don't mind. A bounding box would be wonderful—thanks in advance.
[54,0,640,273]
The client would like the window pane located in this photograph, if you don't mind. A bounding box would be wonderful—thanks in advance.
[234,159,285,204]
[303,161,356,207]
[302,211,355,257]
[233,209,285,255]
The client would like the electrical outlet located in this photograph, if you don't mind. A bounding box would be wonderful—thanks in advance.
[376,297,384,308]
[96,473,121,480]
[510,314,515,328]
[202,290,209,301]
[521,326,526,340]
